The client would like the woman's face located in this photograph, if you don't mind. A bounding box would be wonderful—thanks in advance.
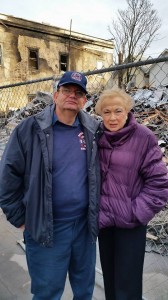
[101,96,128,132]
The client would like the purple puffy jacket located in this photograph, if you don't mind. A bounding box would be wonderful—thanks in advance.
[98,112,168,229]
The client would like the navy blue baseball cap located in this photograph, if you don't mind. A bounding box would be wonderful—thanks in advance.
[57,71,87,93]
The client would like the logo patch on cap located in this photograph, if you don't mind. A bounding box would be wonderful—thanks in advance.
[71,72,82,82]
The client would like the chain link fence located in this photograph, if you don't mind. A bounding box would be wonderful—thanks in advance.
[0,57,168,259]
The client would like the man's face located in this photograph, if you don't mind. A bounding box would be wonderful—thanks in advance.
[54,84,86,114]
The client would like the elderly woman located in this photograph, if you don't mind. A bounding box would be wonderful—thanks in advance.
[95,88,168,300]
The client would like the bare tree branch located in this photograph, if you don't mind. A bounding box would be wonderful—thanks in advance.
[109,0,161,67]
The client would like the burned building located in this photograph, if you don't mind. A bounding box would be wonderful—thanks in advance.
[0,13,114,84]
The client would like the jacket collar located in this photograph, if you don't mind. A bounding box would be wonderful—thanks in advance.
[35,103,100,133]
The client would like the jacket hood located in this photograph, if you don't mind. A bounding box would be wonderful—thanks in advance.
[34,103,54,130]
[35,103,101,133]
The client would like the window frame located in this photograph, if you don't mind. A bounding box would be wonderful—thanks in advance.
[59,53,69,72]
[27,94,36,102]
[28,48,39,71]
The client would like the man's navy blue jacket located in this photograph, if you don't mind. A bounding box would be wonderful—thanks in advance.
[0,103,101,247]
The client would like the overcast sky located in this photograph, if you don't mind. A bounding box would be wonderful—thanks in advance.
[0,0,168,57]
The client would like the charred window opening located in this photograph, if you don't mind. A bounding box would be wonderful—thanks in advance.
[27,94,36,102]
[29,49,39,70]
[60,54,68,71]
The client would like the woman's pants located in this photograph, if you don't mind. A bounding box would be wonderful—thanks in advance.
[24,216,96,300]
[98,225,147,300]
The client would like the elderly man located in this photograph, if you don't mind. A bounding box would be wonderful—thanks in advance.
[0,71,101,300]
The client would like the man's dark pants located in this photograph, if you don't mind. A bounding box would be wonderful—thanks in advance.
[24,215,96,300]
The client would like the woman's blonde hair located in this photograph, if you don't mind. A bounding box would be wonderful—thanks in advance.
[95,88,134,115]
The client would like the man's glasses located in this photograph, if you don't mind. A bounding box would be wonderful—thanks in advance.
[60,88,85,98]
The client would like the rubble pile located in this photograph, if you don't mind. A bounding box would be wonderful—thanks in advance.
[0,91,53,134]
[146,204,168,255]
[131,88,168,164]
[0,91,53,158]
